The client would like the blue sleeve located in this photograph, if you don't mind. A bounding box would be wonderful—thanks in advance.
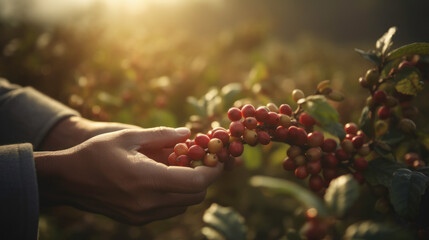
[0,143,39,240]
[0,78,80,150]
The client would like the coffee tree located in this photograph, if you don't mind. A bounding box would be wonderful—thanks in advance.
[168,27,429,239]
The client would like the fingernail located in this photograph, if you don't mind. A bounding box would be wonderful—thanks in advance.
[175,127,190,135]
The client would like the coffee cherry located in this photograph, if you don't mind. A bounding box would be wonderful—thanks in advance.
[375,120,388,136]
[188,145,206,161]
[227,107,242,121]
[309,175,324,191]
[168,152,178,166]
[294,155,307,166]
[357,144,370,156]
[366,96,376,108]
[266,102,279,112]
[341,139,355,153]
[299,113,315,127]
[322,153,338,168]
[287,145,302,158]
[356,130,367,142]
[295,166,308,179]
[306,147,322,162]
[404,152,419,166]
[266,112,280,125]
[292,89,305,102]
[399,118,416,133]
[229,121,245,137]
[345,134,355,141]
[279,114,291,127]
[274,126,288,141]
[287,126,307,145]
[364,68,379,85]
[208,138,223,153]
[377,106,391,120]
[243,129,258,146]
[301,220,327,240]
[323,168,338,182]
[373,90,387,104]
[229,141,244,157]
[335,148,349,161]
[255,106,269,122]
[216,147,230,163]
[317,80,331,93]
[243,117,258,129]
[212,130,230,145]
[351,135,364,149]
[257,130,271,145]
[359,76,370,88]
[190,160,204,168]
[321,138,337,152]
[413,160,425,168]
[354,157,368,171]
[307,161,322,174]
[241,104,256,118]
[344,122,358,135]
[174,143,189,156]
[279,104,292,116]
[283,157,296,171]
[384,96,398,108]
[204,153,218,167]
[307,131,324,147]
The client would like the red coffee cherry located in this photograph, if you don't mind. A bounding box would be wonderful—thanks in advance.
[279,104,292,116]
[309,175,324,192]
[241,104,256,118]
[229,121,245,137]
[195,134,210,148]
[265,112,280,125]
[243,117,258,129]
[323,168,338,182]
[335,148,349,161]
[255,106,269,122]
[176,155,191,167]
[295,166,309,179]
[274,126,288,141]
[227,107,242,121]
[344,122,358,135]
[373,90,387,104]
[321,138,337,152]
[351,135,364,149]
[168,152,178,166]
[322,153,338,168]
[307,160,322,174]
[216,147,230,163]
[174,143,189,156]
[307,131,324,147]
[404,152,419,166]
[354,157,369,171]
[377,106,391,120]
[212,130,230,145]
[299,112,316,127]
[353,172,365,184]
[188,145,206,161]
[283,157,296,171]
[257,130,271,145]
[229,141,244,157]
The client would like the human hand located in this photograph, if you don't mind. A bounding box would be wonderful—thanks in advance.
[35,127,224,225]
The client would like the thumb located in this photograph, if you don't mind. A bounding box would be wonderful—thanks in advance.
[127,127,190,149]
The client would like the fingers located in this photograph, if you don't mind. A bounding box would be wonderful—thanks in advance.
[155,162,224,194]
[123,127,190,149]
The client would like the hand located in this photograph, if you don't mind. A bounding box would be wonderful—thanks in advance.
[35,127,224,225]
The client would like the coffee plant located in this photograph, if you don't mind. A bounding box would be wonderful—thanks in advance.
[166,27,429,239]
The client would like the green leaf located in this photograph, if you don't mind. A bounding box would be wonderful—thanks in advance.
[207,95,224,117]
[242,145,262,170]
[302,95,341,134]
[324,174,360,217]
[144,109,177,127]
[343,221,411,240]
[221,83,242,107]
[250,176,329,217]
[363,158,404,187]
[323,122,346,141]
[202,203,246,240]
[358,106,372,139]
[386,42,429,62]
[390,168,429,219]
[380,129,404,146]
[186,96,206,116]
[376,26,397,55]
[393,66,424,96]
[355,48,381,65]
[246,62,268,87]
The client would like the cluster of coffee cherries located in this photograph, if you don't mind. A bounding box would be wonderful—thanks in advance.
[168,100,370,192]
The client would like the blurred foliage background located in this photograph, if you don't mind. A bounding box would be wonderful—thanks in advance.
[1,0,429,239]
